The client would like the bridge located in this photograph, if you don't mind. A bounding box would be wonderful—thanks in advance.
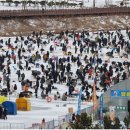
[0,7,130,18]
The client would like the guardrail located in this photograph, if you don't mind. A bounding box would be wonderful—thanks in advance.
[0,7,130,18]
[0,122,25,129]
[31,106,93,129]
[0,106,95,129]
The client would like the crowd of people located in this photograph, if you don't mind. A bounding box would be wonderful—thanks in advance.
[0,28,130,103]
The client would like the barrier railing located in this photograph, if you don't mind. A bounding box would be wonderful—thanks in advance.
[0,7,130,17]
[0,122,25,129]
[30,105,93,129]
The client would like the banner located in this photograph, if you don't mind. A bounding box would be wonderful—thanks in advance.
[92,84,98,110]
[99,94,103,127]
[109,106,115,121]
[77,88,82,115]
[110,90,130,97]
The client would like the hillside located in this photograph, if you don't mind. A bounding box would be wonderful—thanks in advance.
[0,14,130,36]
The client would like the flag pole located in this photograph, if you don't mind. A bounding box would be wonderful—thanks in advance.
[92,71,98,124]
[92,95,94,123]
[92,83,95,123]
[92,71,95,123]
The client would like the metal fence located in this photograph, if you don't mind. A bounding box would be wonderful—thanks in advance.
[0,122,25,129]
[44,106,93,129]
[45,120,55,129]
[29,105,93,129]
[0,7,130,17]
[0,106,94,129]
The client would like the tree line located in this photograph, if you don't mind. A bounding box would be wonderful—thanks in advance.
[70,113,130,129]
[0,0,83,9]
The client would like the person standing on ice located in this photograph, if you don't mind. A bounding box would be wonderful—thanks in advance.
[16,70,21,81]
[25,60,29,70]
[34,86,38,98]
[12,54,16,64]
[18,48,21,60]
[3,107,7,120]
[40,118,45,129]
[75,45,78,54]
[6,76,10,92]
[7,66,11,76]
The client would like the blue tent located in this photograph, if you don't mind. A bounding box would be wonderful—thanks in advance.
[2,101,17,115]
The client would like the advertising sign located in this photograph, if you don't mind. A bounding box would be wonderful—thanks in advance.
[77,88,82,115]
[110,90,130,97]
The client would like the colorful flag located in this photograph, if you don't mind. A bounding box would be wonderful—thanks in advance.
[100,94,103,127]
[77,88,82,115]
[92,83,98,110]
[109,106,115,121]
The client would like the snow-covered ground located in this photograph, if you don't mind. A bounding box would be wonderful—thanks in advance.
[0,0,129,129]
[1,96,92,128]
[0,29,130,128]
[0,33,95,128]
[0,0,129,10]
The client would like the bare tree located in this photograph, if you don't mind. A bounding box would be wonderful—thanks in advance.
[93,0,95,7]
[1,1,5,6]
[105,0,108,7]
[22,0,27,10]
[6,0,13,6]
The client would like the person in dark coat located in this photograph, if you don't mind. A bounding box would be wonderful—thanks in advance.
[75,45,78,54]
[0,105,3,119]
[34,86,38,98]
[122,72,127,80]
[72,113,76,122]
[36,80,39,89]
[41,76,45,85]
[19,65,24,70]
[14,84,17,91]
[7,67,11,75]
[21,73,25,81]
[48,83,52,93]
[25,60,29,70]
[6,76,10,92]
[3,107,7,120]
[16,70,21,81]
[40,64,44,72]
[18,49,21,60]
[67,56,70,62]
[66,63,71,73]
